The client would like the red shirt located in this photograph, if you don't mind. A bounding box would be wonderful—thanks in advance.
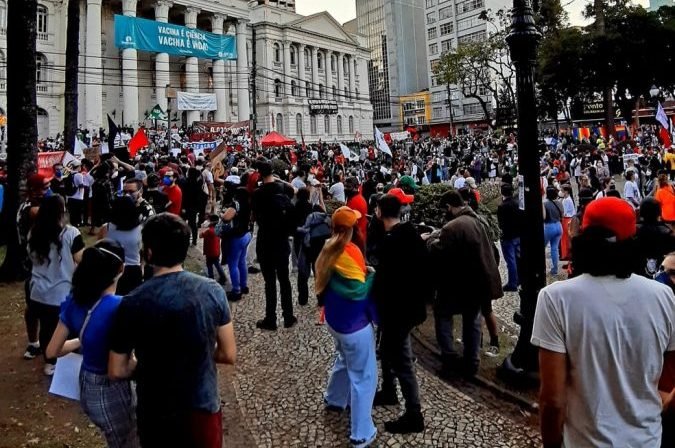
[201,226,221,259]
[164,184,182,215]
[346,193,368,243]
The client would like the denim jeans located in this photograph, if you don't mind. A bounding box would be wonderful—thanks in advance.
[544,222,563,275]
[227,232,251,293]
[500,238,520,289]
[379,328,421,413]
[325,324,378,443]
[206,256,226,282]
[434,309,482,374]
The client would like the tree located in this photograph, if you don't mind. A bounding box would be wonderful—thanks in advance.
[0,0,38,280]
[63,0,80,154]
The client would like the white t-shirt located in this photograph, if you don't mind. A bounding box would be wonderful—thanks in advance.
[624,180,641,206]
[453,177,466,189]
[532,274,675,447]
[328,182,345,202]
[69,172,86,201]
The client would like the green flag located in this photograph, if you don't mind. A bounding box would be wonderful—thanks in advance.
[146,104,167,121]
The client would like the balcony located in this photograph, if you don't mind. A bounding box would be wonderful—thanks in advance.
[37,32,49,41]
[37,83,49,94]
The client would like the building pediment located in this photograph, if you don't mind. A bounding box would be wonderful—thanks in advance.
[287,12,357,45]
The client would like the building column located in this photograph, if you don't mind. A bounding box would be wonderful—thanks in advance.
[235,20,250,122]
[348,55,357,101]
[282,41,292,96]
[211,14,227,121]
[311,46,319,98]
[85,0,102,132]
[336,51,344,102]
[122,0,139,129]
[184,7,200,125]
[325,50,332,97]
[297,43,306,97]
[154,1,172,119]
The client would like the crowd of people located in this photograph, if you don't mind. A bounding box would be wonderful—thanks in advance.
[5,121,675,448]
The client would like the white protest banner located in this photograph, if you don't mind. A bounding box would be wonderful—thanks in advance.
[177,91,218,111]
[390,131,410,141]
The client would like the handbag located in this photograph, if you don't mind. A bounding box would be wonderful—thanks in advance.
[49,298,103,401]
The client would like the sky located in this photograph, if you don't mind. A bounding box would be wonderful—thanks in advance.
[295,0,651,26]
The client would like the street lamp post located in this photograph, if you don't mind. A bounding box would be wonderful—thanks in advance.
[499,0,546,383]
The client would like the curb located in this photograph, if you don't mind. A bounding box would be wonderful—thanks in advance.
[411,328,539,413]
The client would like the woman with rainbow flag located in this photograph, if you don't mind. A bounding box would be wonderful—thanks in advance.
[315,206,378,448]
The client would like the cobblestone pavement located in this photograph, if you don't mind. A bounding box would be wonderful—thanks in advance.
[225,270,541,447]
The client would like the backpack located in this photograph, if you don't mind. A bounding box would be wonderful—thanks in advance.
[62,175,78,196]
[268,192,295,237]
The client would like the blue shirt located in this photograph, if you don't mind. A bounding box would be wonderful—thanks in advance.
[59,294,122,375]
[109,271,231,415]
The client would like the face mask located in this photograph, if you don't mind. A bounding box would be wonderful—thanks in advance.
[111,171,119,179]
[163,177,172,186]
[655,271,675,293]
[54,169,62,178]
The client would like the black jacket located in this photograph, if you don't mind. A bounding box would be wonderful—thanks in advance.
[372,221,429,330]
[497,196,522,240]
[636,222,675,277]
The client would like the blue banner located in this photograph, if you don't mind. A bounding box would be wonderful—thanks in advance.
[114,15,237,60]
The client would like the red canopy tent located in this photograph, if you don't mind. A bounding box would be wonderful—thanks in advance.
[260,131,296,147]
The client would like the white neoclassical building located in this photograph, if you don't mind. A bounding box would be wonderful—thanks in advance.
[0,0,252,139]
[249,3,373,142]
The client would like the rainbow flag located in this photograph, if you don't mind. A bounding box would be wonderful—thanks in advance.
[328,243,373,300]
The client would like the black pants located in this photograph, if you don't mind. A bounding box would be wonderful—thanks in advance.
[67,198,84,226]
[297,239,323,306]
[28,299,60,365]
[379,326,422,413]
[257,239,294,322]
[184,209,199,244]
[116,265,143,296]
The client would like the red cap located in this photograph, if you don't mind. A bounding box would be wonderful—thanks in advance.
[581,197,636,241]
[387,188,415,205]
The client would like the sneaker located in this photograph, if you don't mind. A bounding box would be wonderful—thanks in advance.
[247,266,260,274]
[384,411,425,434]
[23,343,41,360]
[484,345,500,358]
[228,291,242,302]
[256,319,277,331]
[283,316,298,329]
[242,286,250,294]
[323,399,346,413]
[350,430,377,448]
[373,389,399,407]
[43,364,56,376]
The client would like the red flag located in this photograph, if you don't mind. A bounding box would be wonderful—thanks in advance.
[128,128,149,157]
[659,126,672,148]
[289,150,298,165]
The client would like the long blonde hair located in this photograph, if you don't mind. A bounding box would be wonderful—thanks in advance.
[315,225,354,295]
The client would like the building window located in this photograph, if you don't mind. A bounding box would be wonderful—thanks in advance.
[348,115,354,134]
[344,87,349,100]
[441,39,453,53]
[276,113,284,133]
[439,6,453,20]
[337,115,343,134]
[426,12,436,24]
[433,106,444,118]
[331,54,336,73]
[304,48,311,68]
[317,52,323,69]
[353,59,357,75]
[319,84,325,98]
[310,115,317,134]
[425,0,435,7]
[274,78,282,97]
[427,27,437,40]
[463,103,483,115]
[324,115,330,134]
[440,22,454,35]
[37,4,48,34]
[458,30,486,45]
[458,15,481,31]
[429,43,438,55]
[273,43,281,63]
[430,59,440,72]
[332,85,337,98]
[456,0,484,15]
[36,53,47,84]
[343,57,349,75]
[290,46,296,65]
[296,113,303,135]
[0,1,7,32]
[291,80,298,96]
[305,82,311,98]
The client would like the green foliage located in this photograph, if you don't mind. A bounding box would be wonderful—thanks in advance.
[409,184,501,241]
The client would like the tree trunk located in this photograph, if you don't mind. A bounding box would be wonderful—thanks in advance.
[63,0,80,153]
[0,0,38,280]
[446,84,455,137]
